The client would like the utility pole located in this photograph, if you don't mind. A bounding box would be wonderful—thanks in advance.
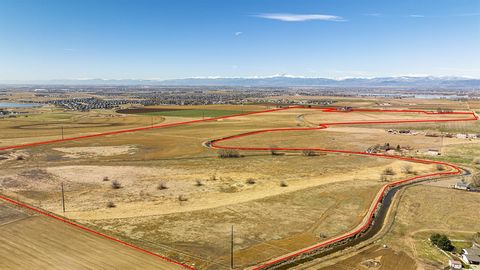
[61,182,65,213]
[151,117,154,128]
[61,126,64,140]
[231,225,234,269]
[202,111,205,120]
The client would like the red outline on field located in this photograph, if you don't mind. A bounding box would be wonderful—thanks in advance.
[209,107,478,269]
[0,106,478,270]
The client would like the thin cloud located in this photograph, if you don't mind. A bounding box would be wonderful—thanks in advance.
[254,13,345,22]
[408,14,425,18]
[234,31,242,36]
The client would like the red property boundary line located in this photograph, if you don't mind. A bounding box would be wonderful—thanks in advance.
[0,106,477,269]
[208,107,478,270]
[0,107,292,270]
[0,194,195,270]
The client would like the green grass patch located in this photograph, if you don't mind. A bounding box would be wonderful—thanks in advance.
[140,109,248,118]
[452,240,472,252]
[428,155,473,165]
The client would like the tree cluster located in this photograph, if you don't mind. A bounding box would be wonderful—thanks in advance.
[430,233,454,251]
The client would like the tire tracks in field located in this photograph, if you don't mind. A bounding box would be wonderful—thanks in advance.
[207,107,478,269]
[0,106,478,270]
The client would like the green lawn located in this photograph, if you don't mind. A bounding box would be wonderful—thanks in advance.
[141,109,249,118]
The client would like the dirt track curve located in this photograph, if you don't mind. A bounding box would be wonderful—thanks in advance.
[0,106,478,269]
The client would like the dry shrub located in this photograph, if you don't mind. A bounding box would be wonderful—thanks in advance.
[178,194,188,201]
[195,179,204,186]
[106,201,116,208]
[302,150,316,156]
[246,178,256,185]
[436,164,445,171]
[157,182,168,190]
[401,164,414,174]
[111,180,122,189]
[270,146,284,156]
[218,149,241,158]
[383,167,396,175]
[280,180,288,187]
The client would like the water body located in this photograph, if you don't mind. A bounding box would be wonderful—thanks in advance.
[0,102,41,108]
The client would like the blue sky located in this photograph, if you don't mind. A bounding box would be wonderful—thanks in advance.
[0,0,479,80]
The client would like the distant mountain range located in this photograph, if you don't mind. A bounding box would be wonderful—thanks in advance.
[2,76,480,88]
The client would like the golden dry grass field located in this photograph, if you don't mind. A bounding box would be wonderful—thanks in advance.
[0,101,478,269]
[0,202,185,270]
[379,184,480,270]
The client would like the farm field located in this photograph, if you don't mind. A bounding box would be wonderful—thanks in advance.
[0,103,478,269]
[117,107,250,118]
[315,245,417,270]
[379,184,480,269]
[0,202,186,270]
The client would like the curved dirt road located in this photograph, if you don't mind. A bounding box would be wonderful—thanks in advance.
[0,106,477,269]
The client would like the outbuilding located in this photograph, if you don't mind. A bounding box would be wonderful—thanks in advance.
[462,248,480,265]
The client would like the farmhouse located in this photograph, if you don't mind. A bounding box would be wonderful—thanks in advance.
[462,248,480,265]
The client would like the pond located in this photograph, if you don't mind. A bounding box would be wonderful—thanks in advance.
[0,102,41,108]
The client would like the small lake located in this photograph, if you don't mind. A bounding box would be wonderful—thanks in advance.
[0,102,41,108]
